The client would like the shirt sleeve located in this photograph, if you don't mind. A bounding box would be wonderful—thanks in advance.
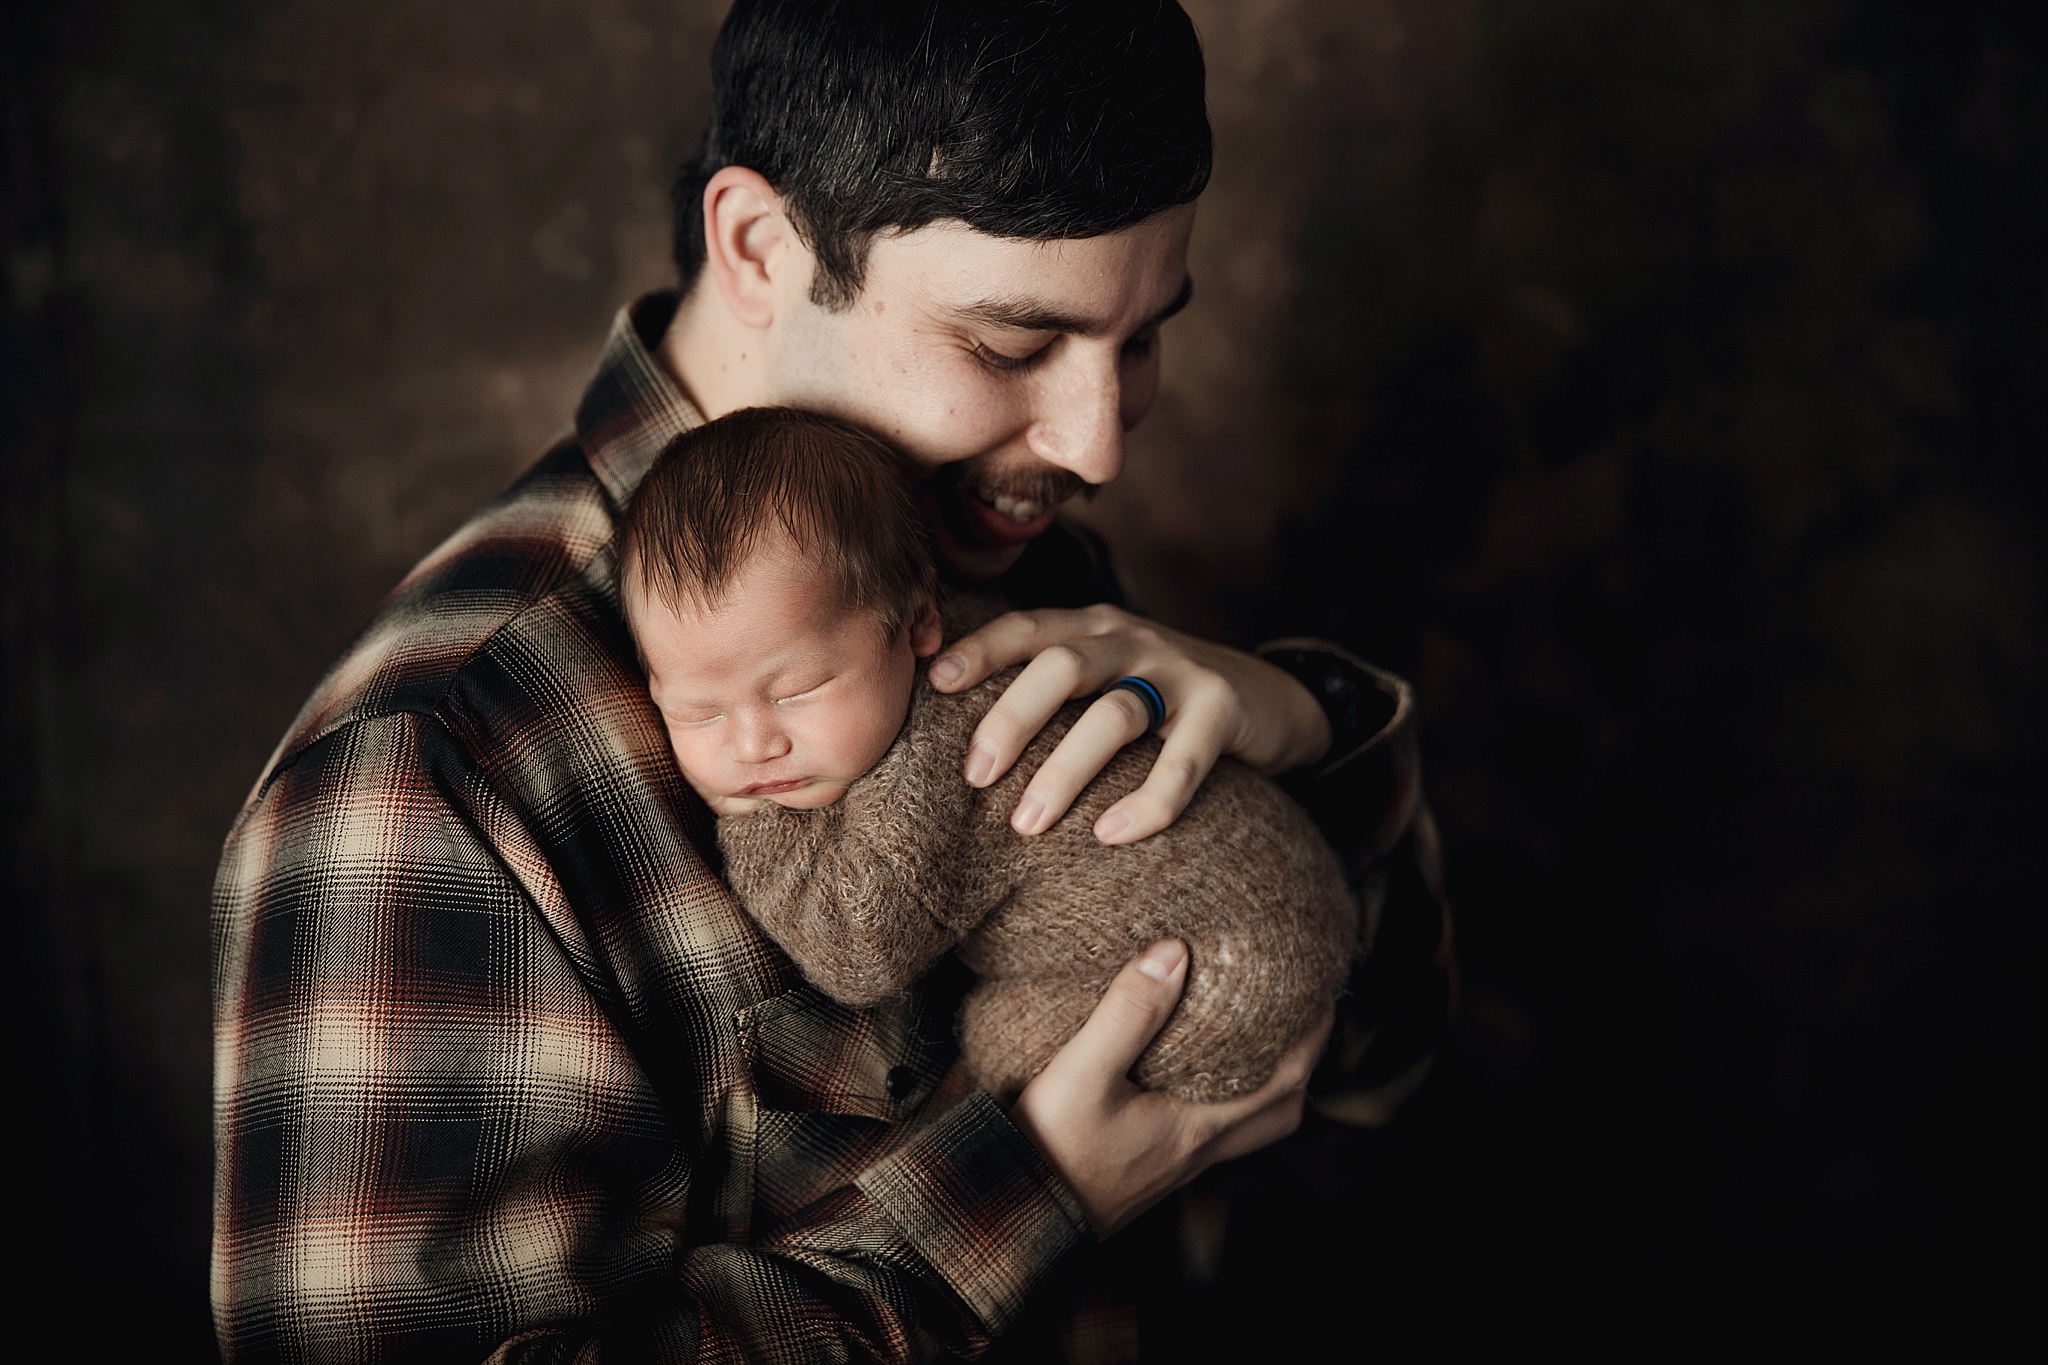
[1254,640,1458,1123]
[212,711,1085,1364]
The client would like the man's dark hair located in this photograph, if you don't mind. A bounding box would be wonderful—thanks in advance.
[672,0,1211,310]
[619,407,935,639]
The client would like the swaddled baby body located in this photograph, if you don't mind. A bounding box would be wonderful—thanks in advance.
[619,407,1355,1102]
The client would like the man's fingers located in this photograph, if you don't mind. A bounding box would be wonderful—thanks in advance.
[1011,991,1327,1240]
[1201,1088,1308,1165]
[964,635,1132,787]
[1179,1008,1332,1144]
[1180,1048,1322,1167]
[935,607,1266,845]
[1091,709,1228,845]
[1255,1008,1336,1103]
[928,607,1117,693]
[1039,940,1189,1090]
[1012,689,1154,835]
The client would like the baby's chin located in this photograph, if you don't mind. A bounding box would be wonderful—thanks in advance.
[765,781,851,810]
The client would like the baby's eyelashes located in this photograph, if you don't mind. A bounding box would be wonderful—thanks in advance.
[773,675,838,704]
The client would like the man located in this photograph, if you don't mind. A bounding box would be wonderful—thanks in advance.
[212,2,1452,1359]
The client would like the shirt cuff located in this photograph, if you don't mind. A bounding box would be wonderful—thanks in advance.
[856,1089,1091,1336]
[1253,637,1407,781]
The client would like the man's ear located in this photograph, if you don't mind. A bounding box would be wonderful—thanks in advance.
[700,166,804,330]
[907,595,944,659]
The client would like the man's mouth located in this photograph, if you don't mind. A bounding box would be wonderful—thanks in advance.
[979,489,1048,523]
[941,467,1089,549]
[954,486,1058,547]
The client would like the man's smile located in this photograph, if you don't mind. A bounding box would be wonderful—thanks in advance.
[954,484,1060,546]
[931,462,1090,552]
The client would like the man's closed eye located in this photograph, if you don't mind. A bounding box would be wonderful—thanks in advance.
[969,339,1053,373]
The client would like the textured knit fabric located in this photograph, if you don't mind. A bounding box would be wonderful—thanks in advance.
[718,659,1356,1104]
[210,295,1089,1364]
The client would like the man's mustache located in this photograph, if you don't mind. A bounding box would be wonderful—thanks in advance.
[937,459,1095,508]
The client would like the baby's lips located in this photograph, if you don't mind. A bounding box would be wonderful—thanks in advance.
[739,777,809,796]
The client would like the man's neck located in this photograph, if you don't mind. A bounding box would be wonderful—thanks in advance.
[657,279,775,421]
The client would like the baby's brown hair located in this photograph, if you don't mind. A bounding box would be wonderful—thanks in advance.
[618,406,935,638]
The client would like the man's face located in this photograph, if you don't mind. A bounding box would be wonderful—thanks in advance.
[770,205,1197,577]
[627,535,937,817]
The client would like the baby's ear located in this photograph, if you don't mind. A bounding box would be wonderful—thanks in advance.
[907,594,944,659]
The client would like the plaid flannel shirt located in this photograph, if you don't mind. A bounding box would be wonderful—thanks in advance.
[213,293,1451,1364]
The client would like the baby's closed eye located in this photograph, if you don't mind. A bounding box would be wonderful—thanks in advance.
[774,674,839,704]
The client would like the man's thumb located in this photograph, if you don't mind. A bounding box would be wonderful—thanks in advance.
[1065,939,1188,1081]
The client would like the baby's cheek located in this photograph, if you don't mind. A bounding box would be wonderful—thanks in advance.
[856,714,907,771]
[664,730,725,795]
[807,696,903,778]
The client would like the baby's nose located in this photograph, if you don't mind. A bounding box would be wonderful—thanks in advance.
[733,714,792,762]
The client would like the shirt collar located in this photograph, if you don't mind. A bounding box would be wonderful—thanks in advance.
[575,290,704,511]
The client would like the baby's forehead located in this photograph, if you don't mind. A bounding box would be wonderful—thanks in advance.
[628,558,884,674]
[625,534,825,620]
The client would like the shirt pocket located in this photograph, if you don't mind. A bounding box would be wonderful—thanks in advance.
[737,982,956,1121]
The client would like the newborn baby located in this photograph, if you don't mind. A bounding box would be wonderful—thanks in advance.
[619,407,1355,1103]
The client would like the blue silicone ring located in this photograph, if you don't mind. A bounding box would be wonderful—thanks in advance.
[1106,676,1167,734]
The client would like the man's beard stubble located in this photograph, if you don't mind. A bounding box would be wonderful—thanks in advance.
[934,452,1093,519]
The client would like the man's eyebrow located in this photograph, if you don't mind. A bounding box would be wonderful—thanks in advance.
[956,275,1195,336]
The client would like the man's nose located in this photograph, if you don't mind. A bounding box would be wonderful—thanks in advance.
[1024,349,1125,486]
[731,709,792,763]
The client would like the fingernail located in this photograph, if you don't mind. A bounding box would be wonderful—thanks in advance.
[930,653,966,688]
[1011,792,1046,835]
[963,744,996,787]
[1136,940,1186,982]
[1094,809,1132,842]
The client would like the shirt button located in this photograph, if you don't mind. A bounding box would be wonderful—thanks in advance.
[884,1065,915,1101]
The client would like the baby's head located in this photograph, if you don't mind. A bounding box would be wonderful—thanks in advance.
[619,407,941,816]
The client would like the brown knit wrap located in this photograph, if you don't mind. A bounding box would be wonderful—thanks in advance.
[716,658,1357,1104]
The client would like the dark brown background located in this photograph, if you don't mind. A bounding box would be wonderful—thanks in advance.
[5,0,2041,1353]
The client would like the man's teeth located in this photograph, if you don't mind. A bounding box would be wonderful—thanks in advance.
[985,493,1045,523]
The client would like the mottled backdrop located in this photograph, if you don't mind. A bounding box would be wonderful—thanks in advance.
[5,0,2041,1354]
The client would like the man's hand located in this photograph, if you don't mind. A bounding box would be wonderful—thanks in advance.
[927,605,1333,844]
[1007,939,1332,1238]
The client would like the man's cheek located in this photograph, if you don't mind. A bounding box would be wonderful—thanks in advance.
[888,375,1023,465]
